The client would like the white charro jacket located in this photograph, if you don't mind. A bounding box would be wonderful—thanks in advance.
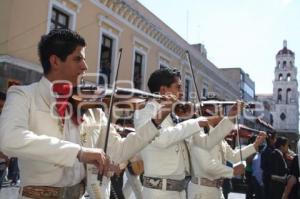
[190,140,256,180]
[0,77,159,199]
[134,101,235,179]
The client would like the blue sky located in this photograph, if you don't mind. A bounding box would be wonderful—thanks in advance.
[138,0,300,94]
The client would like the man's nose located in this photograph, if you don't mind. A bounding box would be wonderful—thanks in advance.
[81,61,88,71]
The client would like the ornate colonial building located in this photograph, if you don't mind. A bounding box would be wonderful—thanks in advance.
[0,0,239,101]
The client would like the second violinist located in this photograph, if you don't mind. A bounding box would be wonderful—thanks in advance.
[134,68,244,199]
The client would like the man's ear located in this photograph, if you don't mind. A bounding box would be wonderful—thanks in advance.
[159,86,166,95]
[49,55,60,71]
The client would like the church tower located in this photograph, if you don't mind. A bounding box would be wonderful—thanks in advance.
[272,40,299,142]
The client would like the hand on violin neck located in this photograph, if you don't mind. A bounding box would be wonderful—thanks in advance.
[253,131,267,151]
[196,117,209,128]
[206,115,223,127]
[228,100,244,118]
[195,115,222,129]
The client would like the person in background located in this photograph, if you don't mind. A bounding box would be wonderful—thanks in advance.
[7,157,19,186]
[281,146,299,199]
[251,145,264,199]
[188,130,266,199]
[261,132,277,199]
[270,136,289,199]
[0,152,9,190]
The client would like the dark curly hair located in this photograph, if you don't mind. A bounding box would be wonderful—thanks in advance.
[38,29,86,74]
[274,136,288,149]
[147,68,181,94]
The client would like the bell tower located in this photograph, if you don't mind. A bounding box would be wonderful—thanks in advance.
[272,40,299,139]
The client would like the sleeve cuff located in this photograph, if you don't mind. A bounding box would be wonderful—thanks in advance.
[151,118,162,129]
[61,143,81,167]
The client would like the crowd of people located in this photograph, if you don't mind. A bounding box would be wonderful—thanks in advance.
[243,133,300,199]
[0,28,298,199]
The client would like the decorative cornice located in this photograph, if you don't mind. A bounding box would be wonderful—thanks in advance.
[93,0,184,59]
[98,15,124,34]
[91,0,240,98]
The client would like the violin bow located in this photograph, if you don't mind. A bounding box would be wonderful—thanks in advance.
[98,48,123,184]
[185,51,203,116]
[236,111,243,162]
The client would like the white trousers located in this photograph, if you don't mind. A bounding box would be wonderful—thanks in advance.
[142,187,186,199]
[123,170,143,199]
[187,182,224,199]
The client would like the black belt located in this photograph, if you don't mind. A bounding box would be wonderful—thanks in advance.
[143,176,190,192]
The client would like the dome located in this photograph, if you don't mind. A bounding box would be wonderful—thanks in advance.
[277,40,294,57]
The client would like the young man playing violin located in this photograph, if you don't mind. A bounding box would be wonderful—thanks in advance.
[0,29,174,199]
[188,127,266,199]
[134,68,243,199]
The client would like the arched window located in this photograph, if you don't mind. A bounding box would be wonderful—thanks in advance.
[286,88,291,104]
[270,113,273,125]
[277,61,280,67]
[277,88,282,103]
[283,61,287,68]
[286,73,291,81]
[278,74,283,81]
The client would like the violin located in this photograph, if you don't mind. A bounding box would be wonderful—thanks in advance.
[69,84,256,122]
[70,85,163,112]
[174,100,256,119]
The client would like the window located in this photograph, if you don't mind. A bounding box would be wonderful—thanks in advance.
[270,114,273,125]
[240,73,244,81]
[50,7,70,30]
[277,88,282,103]
[202,87,207,98]
[185,78,191,101]
[133,52,144,89]
[287,74,291,81]
[278,74,283,81]
[286,88,291,104]
[242,82,254,98]
[47,1,76,32]
[158,54,170,69]
[99,35,113,85]
[283,61,287,68]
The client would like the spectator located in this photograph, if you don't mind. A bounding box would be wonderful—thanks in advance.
[270,136,289,199]
[261,132,277,198]
[252,145,264,199]
[7,157,19,186]
[0,152,9,190]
